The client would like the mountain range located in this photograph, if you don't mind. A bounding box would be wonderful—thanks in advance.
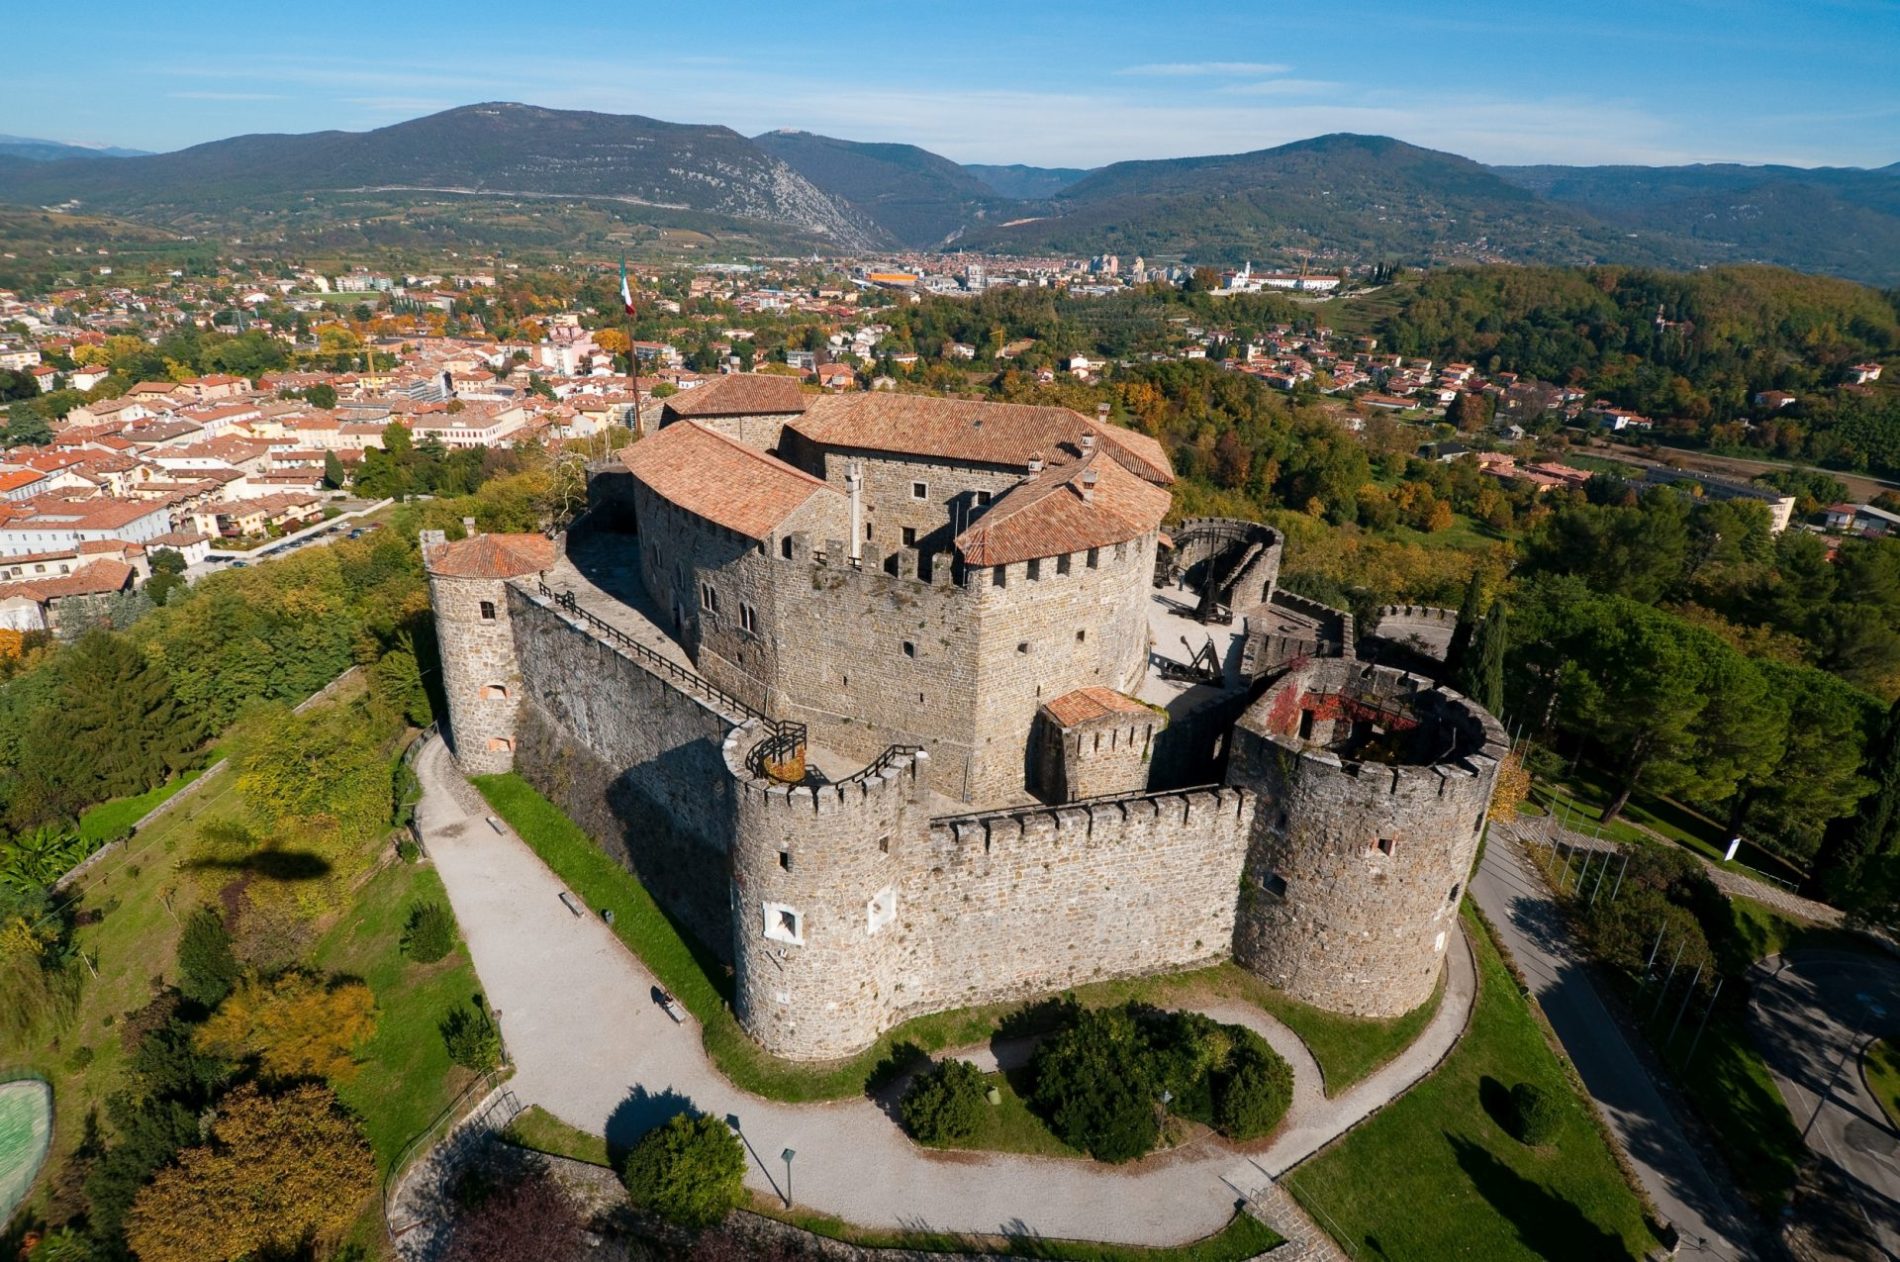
[0,102,1895,284]
[0,133,150,162]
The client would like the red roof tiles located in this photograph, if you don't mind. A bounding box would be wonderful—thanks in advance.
[618,421,840,541]
[424,533,557,580]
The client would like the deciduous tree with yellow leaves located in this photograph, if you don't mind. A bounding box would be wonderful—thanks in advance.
[124,1082,373,1262]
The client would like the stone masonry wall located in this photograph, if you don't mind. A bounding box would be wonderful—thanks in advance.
[962,532,1156,804]
[1226,659,1505,1017]
[507,585,743,955]
[894,787,1255,1021]
[429,571,523,776]
[727,723,928,1059]
[1039,709,1163,802]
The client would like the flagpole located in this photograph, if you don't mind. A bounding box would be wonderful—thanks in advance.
[623,256,640,442]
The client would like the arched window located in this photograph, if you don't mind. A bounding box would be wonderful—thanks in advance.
[486,736,513,753]
[480,683,509,700]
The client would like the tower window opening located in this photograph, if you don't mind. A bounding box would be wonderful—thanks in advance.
[992,566,1007,588]
[1375,837,1396,857]
[902,526,917,546]
[1076,629,1086,643]
[1057,553,1072,576]
[911,481,928,500]
[1086,547,1100,569]
[1262,871,1288,899]
[779,850,792,872]
[902,641,916,658]
[781,537,793,559]
[479,600,496,620]
[1298,710,1316,741]
[1027,558,1041,580]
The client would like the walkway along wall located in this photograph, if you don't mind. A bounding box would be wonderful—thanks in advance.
[507,584,744,958]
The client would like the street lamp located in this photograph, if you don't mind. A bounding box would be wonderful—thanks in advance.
[781,1147,796,1207]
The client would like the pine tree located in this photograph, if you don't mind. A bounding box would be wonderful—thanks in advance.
[1820,696,1900,910]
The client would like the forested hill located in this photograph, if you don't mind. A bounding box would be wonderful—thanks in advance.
[1364,264,1900,472]
[0,103,882,250]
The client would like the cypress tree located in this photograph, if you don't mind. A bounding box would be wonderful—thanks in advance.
[1446,569,1484,669]
[1456,600,1508,719]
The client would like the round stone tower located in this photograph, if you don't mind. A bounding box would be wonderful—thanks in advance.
[1226,657,1506,1017]
[422,525,557,776]
[725,721,928,1060]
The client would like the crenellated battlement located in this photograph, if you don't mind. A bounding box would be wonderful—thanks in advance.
[722,719,929,814]
[927,785,1253,865]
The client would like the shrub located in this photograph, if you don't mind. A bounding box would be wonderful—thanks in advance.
[1030,1007,1160,1162]
[622,1114,746,1228]
[441,996,502,1072]
[1212,1036,1293,1140]
[66,1044,95,1071]
[899,1058,988,1144]
[401,900,455,963]
[175,908,238,1008]
[1509,1081,1562,1146]
[395,837,421,864]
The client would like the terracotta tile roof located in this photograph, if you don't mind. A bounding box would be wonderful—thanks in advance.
[1043,685,1153,728]
[618,420,840,541]
[790,394,1173,485]
[0,559,134,604]
[954,450,1170,567]
[424,532,558,580]
[660,373,809,420]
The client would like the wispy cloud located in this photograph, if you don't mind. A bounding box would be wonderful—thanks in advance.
[1117,62,1291,77]
[1218,79,1342,97]
[166,90,286,101]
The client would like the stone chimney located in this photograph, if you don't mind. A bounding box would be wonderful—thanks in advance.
[1079,468,1099,503]
[1027,451,1044,475]
[1095,402,1111,424]
[1080,431,1097,455]
[462,516,478,538]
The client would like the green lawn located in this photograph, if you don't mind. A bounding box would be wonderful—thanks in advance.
[503,1103,610,1167]
[1528,765,1806,886]
[1864,1040,1900,1130]
[309,856,482,1169]
[75,765,211,844]
[762,1202,1282,1262]
[924,1069,1082,1160]
[472,772,1443,1105]
[1285,908,1662,1261]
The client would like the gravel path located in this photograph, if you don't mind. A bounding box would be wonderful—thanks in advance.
[415,735,1474,1248]
[1473,826,1761,1260]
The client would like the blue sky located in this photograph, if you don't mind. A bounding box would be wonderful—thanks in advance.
[9,0,1898,167]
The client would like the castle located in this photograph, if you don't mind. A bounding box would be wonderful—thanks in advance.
[423,375,1505,1060]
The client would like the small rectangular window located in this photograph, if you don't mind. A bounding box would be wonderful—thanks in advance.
[975,490,992,506]
[901,526,917,546]
[700,582,718,613]
[1027,558,1041,580]
[902,641,916,658]
[741,603,758,634]
[779,850,792,871]
[1076,629,1086,643]
[1262,871,1288,899]
[1017,641,1029,654]
[992,566,1007,588]
[911,481,928,500]
[479,600,496,620]
[781,537,793,559]
[1376,837,1396,856]
[878,835,890,855]
[1057,553,1072,576]
[1086,547,1100,569]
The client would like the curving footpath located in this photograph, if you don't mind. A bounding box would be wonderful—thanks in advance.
[413,736,1474,1248]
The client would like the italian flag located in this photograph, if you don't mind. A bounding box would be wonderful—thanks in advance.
[620,256,635,316]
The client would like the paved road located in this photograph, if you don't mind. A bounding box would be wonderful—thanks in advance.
[1471,831,1759,1259]
[1751,950,1900,1259]
[413,735,1475,1248]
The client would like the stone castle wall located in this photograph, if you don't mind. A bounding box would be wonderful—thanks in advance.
[1225,659,1504,1016]
[727,723,929,1059]
[896,787,1254,1023]
[428,570,524,776]
[507,585,744,953]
